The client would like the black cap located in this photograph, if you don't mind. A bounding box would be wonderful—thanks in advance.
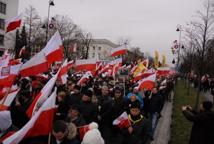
[203,101,213,111]
[53,120,67,133]
[129,100,141,109]
[83,89,93,98]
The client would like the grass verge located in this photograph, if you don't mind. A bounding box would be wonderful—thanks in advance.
[170,80,202,144]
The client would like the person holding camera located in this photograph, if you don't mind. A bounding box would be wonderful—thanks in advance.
[182,101,214,144]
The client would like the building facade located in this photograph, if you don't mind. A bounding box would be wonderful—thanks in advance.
[88,39,118,60]
[0,0,19,55]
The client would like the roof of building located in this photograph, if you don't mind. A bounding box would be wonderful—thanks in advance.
[90,39,119,48]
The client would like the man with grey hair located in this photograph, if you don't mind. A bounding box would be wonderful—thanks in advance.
[97,85,113,144]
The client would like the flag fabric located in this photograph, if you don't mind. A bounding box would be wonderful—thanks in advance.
[98,64,110,75]
[57,59,68,85]
[162,54,166,66]
[0,55,9,67]
[42,31,64,64]
[157,67,171,76]
[26,73,58,118]
[137,73,156,90]
[111,45,127,57]
[112,63,120,78]
[75,59,97,72]
[6,15,22,33]
[67,60,74,70]
[154,51,159,68]
[78,125,90,140]
[133,62,147,77]
[19,46,26,58]
[109,58,122,66]
[9,59,21,66]
[77,71,93,86]
[0,89,19,111]
[20,52,48,77]
[0,63,22,87]
[113,112,131,129]
[3,89,57,144]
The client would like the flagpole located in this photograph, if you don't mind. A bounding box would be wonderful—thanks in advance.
[48,132,51,144]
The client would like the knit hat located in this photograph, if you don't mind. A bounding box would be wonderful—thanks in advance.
[129,100,141,109]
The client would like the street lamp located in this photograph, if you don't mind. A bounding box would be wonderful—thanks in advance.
[45,0,55,42]
[176,25,182,71]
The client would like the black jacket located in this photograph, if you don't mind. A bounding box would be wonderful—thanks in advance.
[183,110,214,144]
[148,93,162,113]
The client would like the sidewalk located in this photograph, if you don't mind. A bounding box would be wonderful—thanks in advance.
[151,92,174,144]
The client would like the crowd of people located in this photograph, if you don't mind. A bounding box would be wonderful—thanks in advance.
[0,67,176,144]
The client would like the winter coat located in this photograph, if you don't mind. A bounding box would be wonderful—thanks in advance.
[183,110,214,144]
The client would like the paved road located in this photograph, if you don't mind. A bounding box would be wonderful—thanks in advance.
[152,91,174,144]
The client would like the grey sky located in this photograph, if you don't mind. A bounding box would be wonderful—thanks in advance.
[18,0,203,64]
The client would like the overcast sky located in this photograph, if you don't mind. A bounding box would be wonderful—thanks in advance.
[18,0,203,64]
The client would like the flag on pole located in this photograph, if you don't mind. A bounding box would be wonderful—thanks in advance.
[20,51,48,77]
[75,59,97,72]
[42,31,64,64]
[19,46,26,58]
[77,71,93,86]
[6,15,22,33]
[3,89,57,144]
[137,73,156,90]
[0,89,19,111]
[26,73,58,118]
[113,112,131,129]
[57,59,68,85]
[111,45,127,57]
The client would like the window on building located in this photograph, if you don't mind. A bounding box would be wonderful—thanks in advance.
[0,2,6,14]
[92,53,95,58]
[0,19,5,30]
[93,46,95,50]
[0,35,4,45]
[98,47,101,50]
[98,53,100,58]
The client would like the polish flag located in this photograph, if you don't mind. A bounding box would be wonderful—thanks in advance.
[113,112,131,129]
[157,67,171,76]
[20,51,49,77]
[110,58,122,66]
[112,63,120,78]
[42,31,64,64]
[77,71,93,86]
[67,60,74,70]
[57,59,68,85]
[70,43,77,53]
[26,73,58,118]
[137,73,156,90]
[3,89,57,144]
[75,59,97,72]
[98,64,110,75]
[0,63,22,87]
[19,46,26,57]
[6,15,22,33]
[111,45,128,57]
[133,68,156,82]
[0,89,19,111]
[9,59,21,66]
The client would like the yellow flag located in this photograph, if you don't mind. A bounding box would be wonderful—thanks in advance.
[162,54,166,66]
[154,51,159,68]
[133,62,146,77]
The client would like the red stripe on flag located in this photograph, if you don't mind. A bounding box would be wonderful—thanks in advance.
[6,20,21,33]
[46,46,64,64]
[20,62,48,77]
[111,49,127,57]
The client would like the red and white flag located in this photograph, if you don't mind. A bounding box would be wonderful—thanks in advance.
[113,112,131,129]
[0,89,19,110]
[6,15,22,33]
[77,71,93,86]
[3,89,57,144]
[98,64,110,75]
[111,45,128,57]
[69,43,77,53]
[42,31,64,64]
[137,73,156,90]
[19,46,26,57]
[20,51,49,77]
[67,60,74,70]
[0,63,22,87]
[0,55,9,67]
[112,63,120,78]
[26,72,58,118]
[75,59,97,72]
[57,59,68,85]
[157,67,171,76]
[110,58,122,66]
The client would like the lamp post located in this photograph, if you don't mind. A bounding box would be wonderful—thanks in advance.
[176,25,182,71]
[45,0,55,42]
